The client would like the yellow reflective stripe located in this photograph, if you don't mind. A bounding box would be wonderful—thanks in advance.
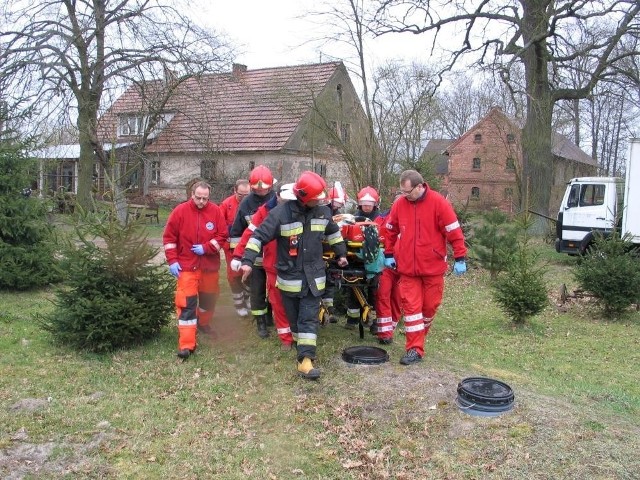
[281,222,303,236]
[298,332,317,346]
[229,236,241,248]
[247,243,261,253]
[310,224,325,232]
[276,276,302,292]
[247,237,262,252]
[311,218,329,227]
[314,276,326,291]
[254,257,264,266]
[325,231,343,245]
[251,308,268,316]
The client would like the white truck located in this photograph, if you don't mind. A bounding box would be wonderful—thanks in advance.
[555,138,640,255]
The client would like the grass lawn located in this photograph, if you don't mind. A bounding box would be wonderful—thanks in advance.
[1,227,638,479]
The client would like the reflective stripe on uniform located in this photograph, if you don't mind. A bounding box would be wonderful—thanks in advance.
[310,218,329,231]
[325,230,343,245]
[178,318,197,326]
[164,243,177,251]
[404,312,425,333]
[277,326,292,335]
[276,276,303,292]
[314,276,326,291]
[248,223,257,231]
[347,308,360,319]
[229,236,241,248]
[208,239,221,251]
[280,222,303,237]
[251,308,268,316]
[246,237,262,252]
[445,220,460,232]
[297,332,317,346]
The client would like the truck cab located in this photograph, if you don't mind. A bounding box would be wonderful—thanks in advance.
[555,177,624,255]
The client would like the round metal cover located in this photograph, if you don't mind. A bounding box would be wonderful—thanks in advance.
[456,377,515,416]
[342,346,389,365]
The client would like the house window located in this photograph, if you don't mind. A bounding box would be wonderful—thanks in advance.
[201,159,217,180]
[249,161,255,171]
[506,157,516,170]
[471,187,480,199]
[150,161,160,185]
[472,157,481,170]
[118,114,146,136]
[504,187,513,199]
[329,120,338,138]
[314,162,326,176]
[474,133,482,143]
[336,84,343,105]
[340,123,351,143]
[507,133,516,144]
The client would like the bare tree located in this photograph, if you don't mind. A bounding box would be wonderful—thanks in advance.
[0,0,232,210]
[373,0,640,229]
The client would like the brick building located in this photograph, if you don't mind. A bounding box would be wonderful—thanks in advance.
[424,107,596,216]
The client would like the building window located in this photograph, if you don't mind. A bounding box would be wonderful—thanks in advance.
[150,161,160,185]
[249,160,255,171]
[506,157,516,170]
[201,159,217,180]
[472,157,481,170]
[314,162,326,176]
[340,123,351,143]
[118,115,146,136]
[474,133,482,143]
[336,84,343,105]
[471,187,480,199]
[329,120,338,137]
[504,187,513,199]
[506,133,516,144]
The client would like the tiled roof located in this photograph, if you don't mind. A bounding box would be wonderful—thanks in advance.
[422,139,454,175]
[99,62,343,153]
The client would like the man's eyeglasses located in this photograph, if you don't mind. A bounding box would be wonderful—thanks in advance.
[399,184,418,196]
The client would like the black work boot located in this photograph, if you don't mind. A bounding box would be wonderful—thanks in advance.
[255,315,269,339]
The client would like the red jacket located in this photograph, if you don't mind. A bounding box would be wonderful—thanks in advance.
[220,193,241,249]
[163,199,227,272]
[384,185,466,276]
[233,203,273,271]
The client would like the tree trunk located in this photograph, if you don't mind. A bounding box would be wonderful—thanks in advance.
[76,108,96,211]
[521,0,555,233]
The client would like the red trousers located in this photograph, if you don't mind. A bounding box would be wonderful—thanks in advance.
[375,267,402,341]
[265,268,293,346]
[397,274,444,356]
[175,270,220,351]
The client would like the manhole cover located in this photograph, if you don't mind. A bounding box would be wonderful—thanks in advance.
[342,345,389,365]
[456,377,515,417]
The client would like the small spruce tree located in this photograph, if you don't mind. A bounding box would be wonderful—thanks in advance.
[41,208,173,352]
[0,141,62,290]
[492,213,548,325]
[471,209,518,279]
[573,231,640,316]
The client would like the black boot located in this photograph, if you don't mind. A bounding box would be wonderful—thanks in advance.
[256,315,269,339]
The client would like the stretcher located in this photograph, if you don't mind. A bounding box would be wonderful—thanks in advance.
[321,214,383,339]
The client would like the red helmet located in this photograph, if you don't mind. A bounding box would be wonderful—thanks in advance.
[357,186,379,207]
[249,165,274,189]
[327,181,348,207]
[293,171,327,204]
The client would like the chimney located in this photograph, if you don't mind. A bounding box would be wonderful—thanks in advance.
[232,63,247,78]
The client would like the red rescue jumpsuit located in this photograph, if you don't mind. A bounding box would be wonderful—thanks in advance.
[163,199,227,352]
[220,193,247,313]
[384,185,467,356]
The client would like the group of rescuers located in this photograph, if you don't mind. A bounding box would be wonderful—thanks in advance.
[163,165,467,380]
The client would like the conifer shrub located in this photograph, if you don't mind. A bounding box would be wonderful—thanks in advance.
[491,213,548,324]
[0,142,62,290]
[471,209,518,279]
[42,210,173,352]
[573,232,640,316]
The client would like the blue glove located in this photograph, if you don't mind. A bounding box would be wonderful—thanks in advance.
[453,260,467,275]
[384,257,396,269]
[169,262,182,277]
[191,244,205,256]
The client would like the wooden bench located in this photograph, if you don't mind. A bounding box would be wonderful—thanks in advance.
[127,203,159,224]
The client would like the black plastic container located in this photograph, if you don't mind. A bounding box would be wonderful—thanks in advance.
[456,377,515,417]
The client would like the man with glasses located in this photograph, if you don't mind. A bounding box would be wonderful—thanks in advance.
[383,170,467,365]
[221,179,251,317]
[163,181,228,360]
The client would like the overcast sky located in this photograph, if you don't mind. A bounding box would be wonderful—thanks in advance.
[200,0,436,71]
